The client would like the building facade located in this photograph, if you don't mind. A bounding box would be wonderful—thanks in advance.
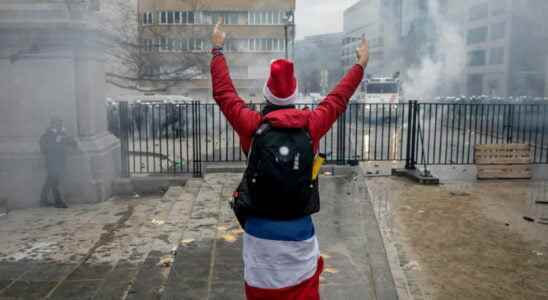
[341,0,402,76]
[137,0,296,101]
[294,33,344,95]
[341,0,548,98]
[463,0,548,97]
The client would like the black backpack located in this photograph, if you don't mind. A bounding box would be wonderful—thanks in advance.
[231,122,320,225]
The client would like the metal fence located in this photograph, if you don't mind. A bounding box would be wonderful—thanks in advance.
[110,101,548,177]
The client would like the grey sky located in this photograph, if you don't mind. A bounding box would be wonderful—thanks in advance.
[295,0,358,40]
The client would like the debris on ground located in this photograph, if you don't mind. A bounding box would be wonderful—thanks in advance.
[151,218,165,225]
[449,191,470,197]
[158,255,173,267]
[402,261,421,271]
[180,238,194,245]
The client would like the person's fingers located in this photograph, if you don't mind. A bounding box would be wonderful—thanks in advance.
[361,38,369,49]
[215,17,224,30]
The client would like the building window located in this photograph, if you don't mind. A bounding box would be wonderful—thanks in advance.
[490,22,506,40]
[188,39,206,51]
[249,11,285,25]
[174,11,180,24]
[201,11,246,25]
[469,3,488,21]
[159,38,168,51]
[247,38,284,52]
[188,11,195,24]
[167,11,174,24]
[490,0,507,16]
[143,12,153,25]
[489,47,504,65]
[467,26,488,45]
[468,49,486,66]
[160,11,167,24]
[142,39,154,52]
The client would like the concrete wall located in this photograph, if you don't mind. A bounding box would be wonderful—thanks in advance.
[0,2,121,209]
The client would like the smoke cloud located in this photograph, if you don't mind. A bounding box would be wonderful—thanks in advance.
[402,0,466,100]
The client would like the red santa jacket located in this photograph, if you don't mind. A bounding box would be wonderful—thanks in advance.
[211,53,364,153]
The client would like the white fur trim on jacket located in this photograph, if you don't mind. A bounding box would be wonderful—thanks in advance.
[263,82,298,106]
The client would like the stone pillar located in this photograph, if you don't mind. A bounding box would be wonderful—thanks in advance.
[0,1,120,209]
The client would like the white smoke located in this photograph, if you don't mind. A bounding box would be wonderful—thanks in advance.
[402,0,466,100]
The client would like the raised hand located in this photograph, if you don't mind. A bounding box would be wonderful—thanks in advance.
[356,38,369,68]
[211,18,226,48]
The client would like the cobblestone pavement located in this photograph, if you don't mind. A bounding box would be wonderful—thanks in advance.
[0,171,395,300]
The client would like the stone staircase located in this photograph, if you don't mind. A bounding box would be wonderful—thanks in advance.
[27,171,396,300]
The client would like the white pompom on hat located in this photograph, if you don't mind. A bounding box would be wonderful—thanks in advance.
[263,59,298,106]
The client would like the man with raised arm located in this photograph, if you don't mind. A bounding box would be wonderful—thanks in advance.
[210,19,369,299]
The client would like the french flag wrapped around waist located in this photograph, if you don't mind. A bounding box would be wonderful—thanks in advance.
[243,215,323,300]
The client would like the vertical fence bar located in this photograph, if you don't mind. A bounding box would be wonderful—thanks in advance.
[533,105,540,162]
[490,104,495,144]
[467,104,473,163]
[355,104,359,160]
[426,104,432,163]
[119,101,130,177]
[400,104,405,161]
[527,105,533,146]
[374,104,379,161]
[130,104,135,174]
[337,107,346,164]
[506,104,513,143]
[443,105,449,164]
[192,102,200,177]
[405,101,415,169]
[540,105,546,163]
[433,104,439,164]
[388,104,392,161]
[516,105,522,143]
[361,103,366,160]
[393,104,399,161]
[411,101,419,168]
[177,103,184,173]
[455,104,461,164]
[380,104,385,160]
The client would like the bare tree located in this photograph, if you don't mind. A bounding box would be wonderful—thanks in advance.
[98,0,209,93]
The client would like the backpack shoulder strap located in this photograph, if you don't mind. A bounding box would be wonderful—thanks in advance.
[254,122,271,137]
[246,121,270,160]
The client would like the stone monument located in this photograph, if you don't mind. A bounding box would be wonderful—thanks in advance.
[0,0,120,209]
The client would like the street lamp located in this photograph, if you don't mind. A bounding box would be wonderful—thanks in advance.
[282,11,295,60]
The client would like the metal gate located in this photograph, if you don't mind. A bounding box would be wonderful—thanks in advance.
[111,101,548,177]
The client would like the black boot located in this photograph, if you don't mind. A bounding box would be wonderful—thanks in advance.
[54,200,68,209]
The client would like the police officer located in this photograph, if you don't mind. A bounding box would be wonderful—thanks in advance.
[39,118,77,208]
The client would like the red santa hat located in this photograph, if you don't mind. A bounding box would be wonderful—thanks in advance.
[263,59,298,106]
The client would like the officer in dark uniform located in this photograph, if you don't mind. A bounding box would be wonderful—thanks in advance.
[39,118,77,208]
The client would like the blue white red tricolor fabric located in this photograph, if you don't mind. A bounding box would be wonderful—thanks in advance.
[243,216,323,300]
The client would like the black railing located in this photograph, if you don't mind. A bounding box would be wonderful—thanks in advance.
[109,101,548,177]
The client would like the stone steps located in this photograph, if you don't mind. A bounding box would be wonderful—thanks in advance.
[122,179,203,300]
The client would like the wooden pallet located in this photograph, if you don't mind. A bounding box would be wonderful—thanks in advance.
[475,144,532,179]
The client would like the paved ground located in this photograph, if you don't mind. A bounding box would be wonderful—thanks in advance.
[0,171,395,300]
[365,162,548,300]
